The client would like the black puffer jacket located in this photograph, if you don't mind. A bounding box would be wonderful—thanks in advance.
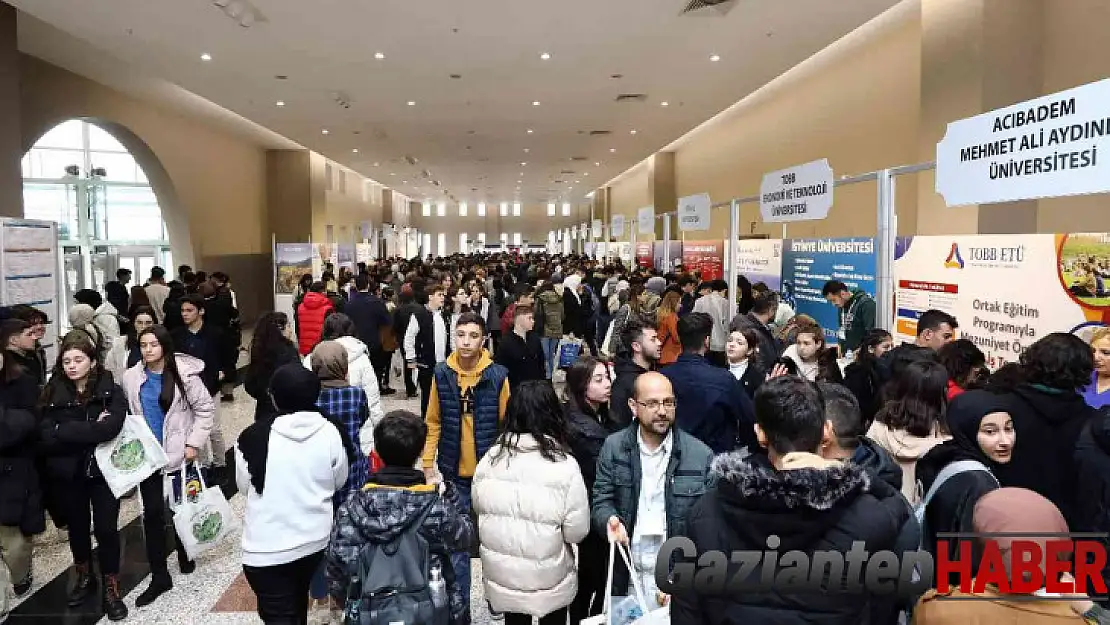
[326,470,474,624]
[37,372,127,526]
[1074,410,1110,607]
[1002,384,1096,527]
[671,451,909,625]
[0,405,44,534]
[608,356,647,432]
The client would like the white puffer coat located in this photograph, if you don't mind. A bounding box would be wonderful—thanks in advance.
[302,335,383,454]
[472,435,590,617]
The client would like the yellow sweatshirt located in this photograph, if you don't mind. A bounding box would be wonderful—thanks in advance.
[422,350,511,478]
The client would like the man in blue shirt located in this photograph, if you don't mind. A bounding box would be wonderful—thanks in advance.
[661,312,757,454]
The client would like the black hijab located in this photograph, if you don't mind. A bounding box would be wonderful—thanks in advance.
[917,390,1012,490]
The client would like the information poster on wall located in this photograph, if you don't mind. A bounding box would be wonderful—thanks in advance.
[733,239,784,290]
[652,241,683,271]
[275,243,315,294]
[337,244,355,269]
[638,206,655,235]
[781,238,877,344]
[681,241,725,281]
[635,242,653,269]
[609,242,633,264]
[893,234,1104,369]
[356,243,373,265]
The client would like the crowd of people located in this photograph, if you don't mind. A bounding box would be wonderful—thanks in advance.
[3,252,1110,625]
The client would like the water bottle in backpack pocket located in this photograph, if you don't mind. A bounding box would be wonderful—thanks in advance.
[343,496,451,625]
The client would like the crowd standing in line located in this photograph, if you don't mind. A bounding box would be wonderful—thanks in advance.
[3,253,1110,625]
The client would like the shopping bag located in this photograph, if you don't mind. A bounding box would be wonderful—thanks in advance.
[94,414,169,498]
[600,320,616,359]
[581,540,667,625]
[557,337,583,369]
[172,464,238,560]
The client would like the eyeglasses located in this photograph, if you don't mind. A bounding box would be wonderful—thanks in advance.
[635,398,677,411]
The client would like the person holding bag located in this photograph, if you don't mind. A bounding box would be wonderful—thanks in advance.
[119,325,215,608]
[36,330,128,620]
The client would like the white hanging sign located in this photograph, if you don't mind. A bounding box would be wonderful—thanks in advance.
[591,219,602,238]
[677,193,711,231]
[611,215,625,237]
[638,206,655,235]
[759,159,834,223]
[936,78,1110,207]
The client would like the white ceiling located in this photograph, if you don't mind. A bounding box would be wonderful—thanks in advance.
[9,0,900,206]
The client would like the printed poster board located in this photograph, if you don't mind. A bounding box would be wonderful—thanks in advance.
[681,240,725,281]
[733,239,784,291]
[781,238,877,345]
[894,234,1105,369]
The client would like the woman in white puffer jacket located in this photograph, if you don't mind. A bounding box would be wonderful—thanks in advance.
[473,381,590,624]
[300,313,383,454]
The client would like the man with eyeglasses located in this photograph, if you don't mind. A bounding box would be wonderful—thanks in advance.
[592,372,714,612]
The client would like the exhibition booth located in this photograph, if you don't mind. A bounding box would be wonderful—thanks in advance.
[587,76,1110,361]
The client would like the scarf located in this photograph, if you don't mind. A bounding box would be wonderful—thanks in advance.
[310,341,349,388]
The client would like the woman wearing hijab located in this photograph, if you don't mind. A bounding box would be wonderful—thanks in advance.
[914,390,1013,586]
[913,488,1109,623]
[235,364,353,624]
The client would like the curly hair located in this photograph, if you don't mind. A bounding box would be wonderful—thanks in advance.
[1020,332,1094,391]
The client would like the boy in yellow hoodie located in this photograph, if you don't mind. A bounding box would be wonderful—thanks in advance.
[421,311,510,615]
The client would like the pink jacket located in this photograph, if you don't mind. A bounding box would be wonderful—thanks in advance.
[120,353,216,470]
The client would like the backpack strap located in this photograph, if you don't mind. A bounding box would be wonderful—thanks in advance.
[916,459,996,524]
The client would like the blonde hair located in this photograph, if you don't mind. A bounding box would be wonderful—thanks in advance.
[1090,326,1110,347]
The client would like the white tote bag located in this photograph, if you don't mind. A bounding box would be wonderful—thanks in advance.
[94,414,170,498]
[581,541,670,625]
[172,465,238,560]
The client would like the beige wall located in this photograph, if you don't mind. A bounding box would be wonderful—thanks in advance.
[18,54,271,319]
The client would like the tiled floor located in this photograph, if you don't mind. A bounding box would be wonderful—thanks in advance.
[6,363,498,625]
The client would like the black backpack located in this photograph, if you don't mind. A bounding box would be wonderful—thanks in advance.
[344,495,451,625]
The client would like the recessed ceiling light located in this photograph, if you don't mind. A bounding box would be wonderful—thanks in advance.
[390,173,396,176]
[352,148,359,153]
[532,101,541,106]
[527,129,534,134]
[540,52,551,60]
[575,180,580,184]
[200,53,212,61]
[275,100,285,107]
[595,162,601,167]
[610,148,617,153]
[375,52,385,60]
[523,148,530,153]
[584,172,589,176]
[407,101,416,106]
[321,129,329,135]
[661,101,670,107]
[710,54,721,62]
[521,162,527,166]
[373,162,380,167]
[630,130,637,135]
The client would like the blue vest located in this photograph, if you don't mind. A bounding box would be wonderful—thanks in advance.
[433,361,508,482]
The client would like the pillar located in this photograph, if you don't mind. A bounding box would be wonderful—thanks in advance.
[649,152,677,239]
[0,3,21,218]
[265,150,314,242]
[917,0,1046,234]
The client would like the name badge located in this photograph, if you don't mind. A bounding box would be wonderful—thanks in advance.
[837,327,847,340]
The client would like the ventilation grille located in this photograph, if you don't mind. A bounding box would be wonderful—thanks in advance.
[680,0,737,15]
[615,94,647,103]
[560,170,576,175]
[570,156,589,162]
[589,130,612,136]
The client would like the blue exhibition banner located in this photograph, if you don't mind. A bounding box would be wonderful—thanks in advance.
[780,237,877,345]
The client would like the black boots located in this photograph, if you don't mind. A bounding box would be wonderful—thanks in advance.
[67,562,93,607]
[177,545,196,575]
[102,574,128,621]
[134,572,173,608]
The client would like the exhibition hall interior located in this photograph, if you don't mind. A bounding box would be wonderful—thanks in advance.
[2,0,1110,623]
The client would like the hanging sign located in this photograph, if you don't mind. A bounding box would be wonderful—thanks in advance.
[638,206,655,235]
[759,159,834,223]
[936,78,1110,207]
[611,215,625,237]
[678,193,711,231]
[591,220,602,238]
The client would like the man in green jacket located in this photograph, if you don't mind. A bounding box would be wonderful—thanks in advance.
[822,280,876,356]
